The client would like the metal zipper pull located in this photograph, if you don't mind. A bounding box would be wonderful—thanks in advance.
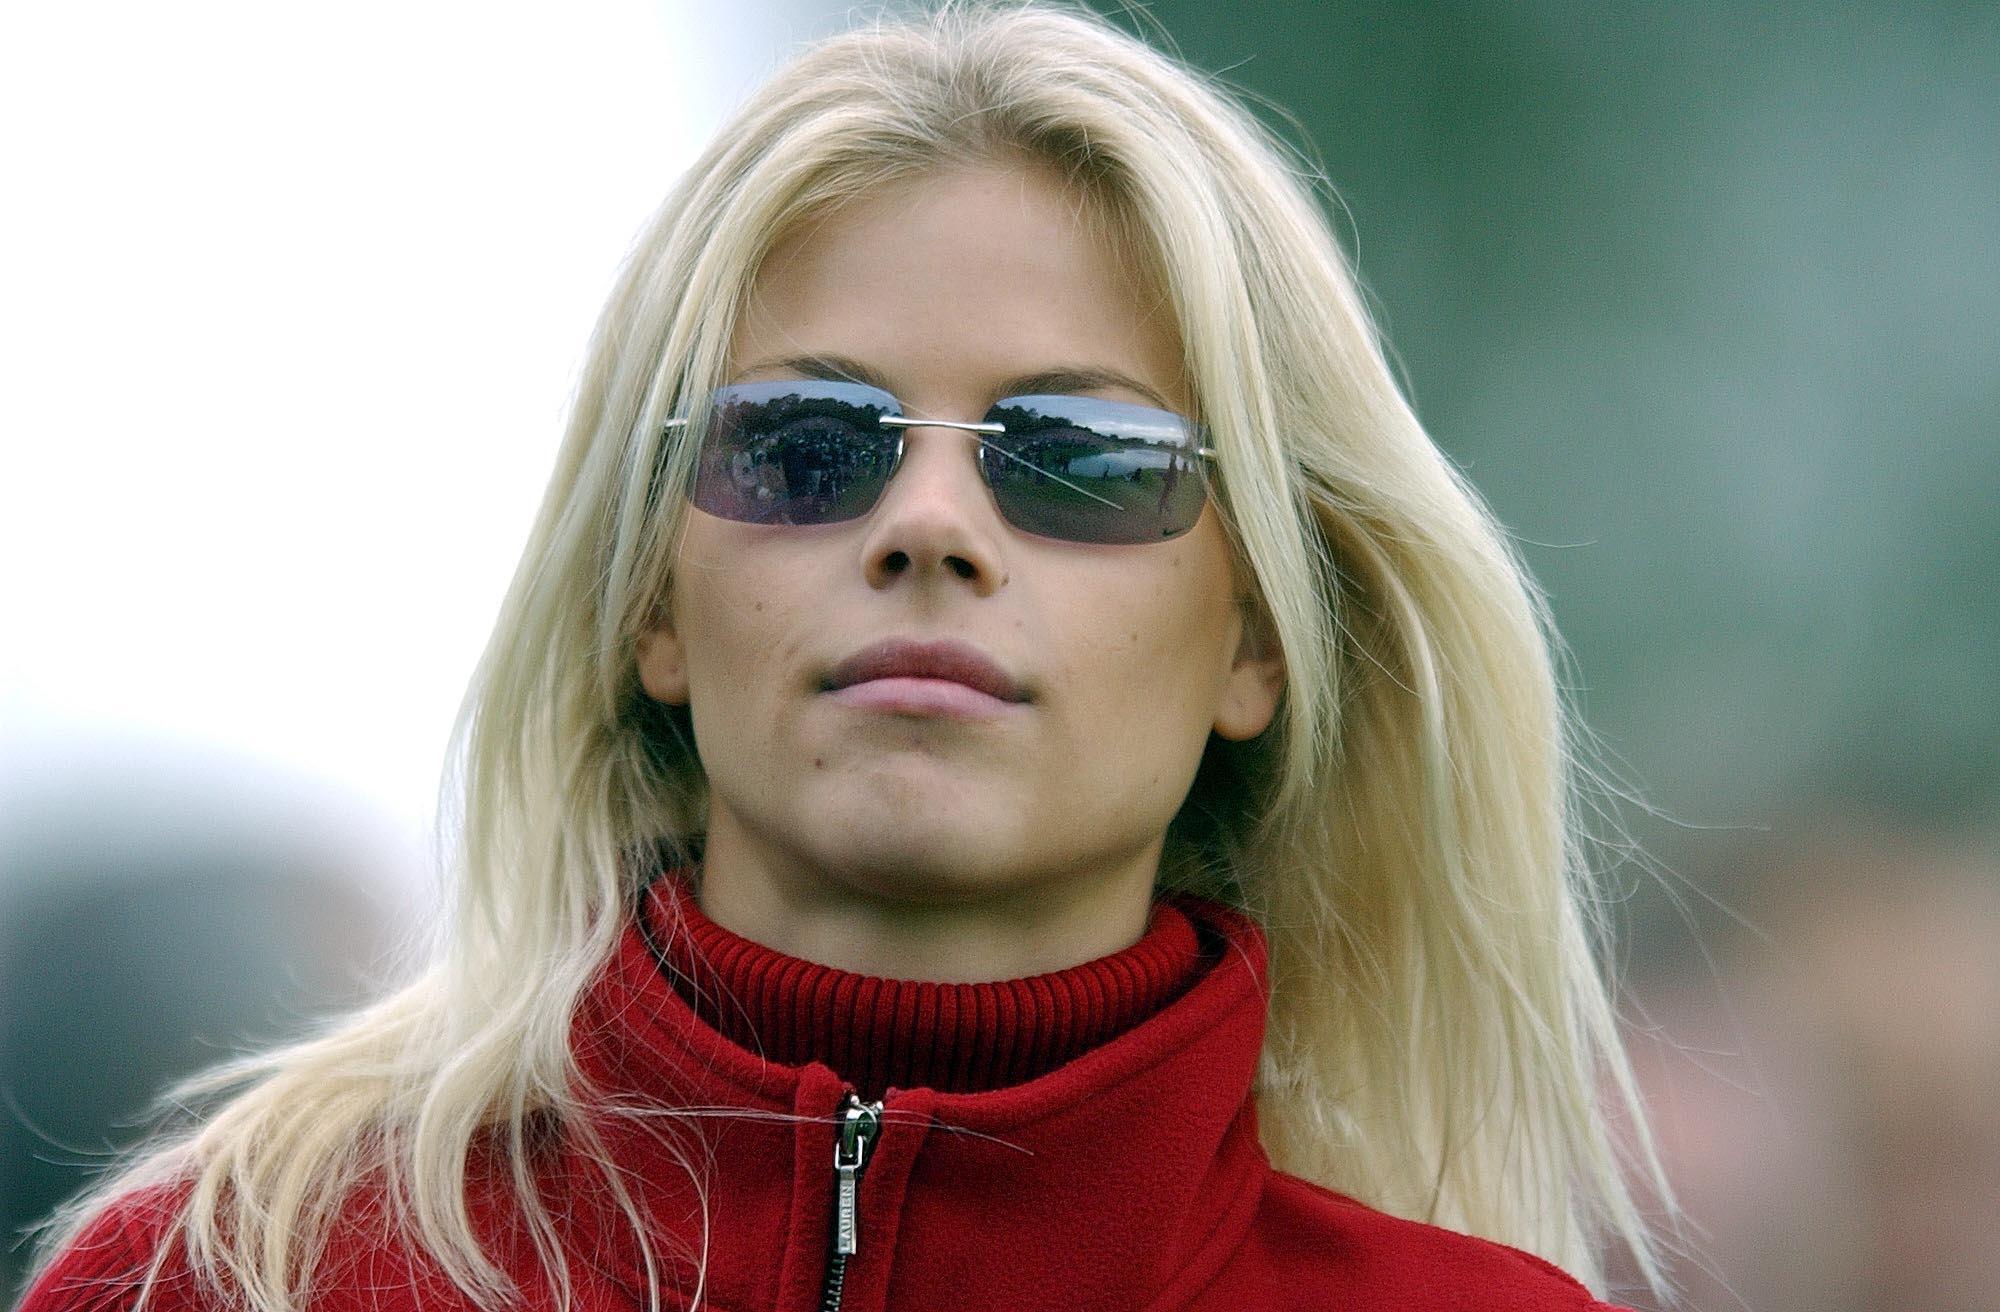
[832,1093,884,1256]
[819,1092,885,1312]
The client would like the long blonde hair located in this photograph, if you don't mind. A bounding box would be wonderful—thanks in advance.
[33,3,1669,1307]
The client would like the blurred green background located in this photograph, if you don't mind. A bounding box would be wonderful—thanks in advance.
[1093,0,1998,944]
[1090,5,1999,1306]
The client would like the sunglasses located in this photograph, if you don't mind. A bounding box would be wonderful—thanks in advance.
[664,379,1214,544]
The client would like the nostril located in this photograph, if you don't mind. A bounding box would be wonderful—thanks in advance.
[948,556,976,580]
[884,550,909,573]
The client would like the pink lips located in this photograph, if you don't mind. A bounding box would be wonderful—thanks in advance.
[824,638,1029,718]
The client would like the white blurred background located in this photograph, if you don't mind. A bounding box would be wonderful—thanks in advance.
[3,0,832,903]
[1,0,832,1288]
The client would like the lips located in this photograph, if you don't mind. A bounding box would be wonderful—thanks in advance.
[824,638,1029,703]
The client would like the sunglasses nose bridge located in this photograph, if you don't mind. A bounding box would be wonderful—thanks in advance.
[877,415,1006,437]
[873,414,1003,485]
[861,416,1014,530]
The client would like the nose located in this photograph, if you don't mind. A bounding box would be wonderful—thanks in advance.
[857,423,1010,594]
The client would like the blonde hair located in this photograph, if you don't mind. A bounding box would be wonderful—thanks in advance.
[32,3,1670,1307]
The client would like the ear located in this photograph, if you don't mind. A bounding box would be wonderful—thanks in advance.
[1213,598,1286,742]
[635,599,691,706]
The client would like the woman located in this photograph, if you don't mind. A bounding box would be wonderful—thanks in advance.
[21,4,1668,1310]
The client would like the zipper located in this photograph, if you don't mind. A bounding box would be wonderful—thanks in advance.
[818,1091,885,1312]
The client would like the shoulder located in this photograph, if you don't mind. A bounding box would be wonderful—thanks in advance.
[16,1185,195,1312]
[16,1144,639,1312]
[1197,1169,1629,1311]
[13,1176,494,1312]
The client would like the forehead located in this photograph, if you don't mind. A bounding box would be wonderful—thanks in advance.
[729,162,1187,413]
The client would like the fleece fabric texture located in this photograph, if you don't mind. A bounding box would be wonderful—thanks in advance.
[20,875,1631,1312]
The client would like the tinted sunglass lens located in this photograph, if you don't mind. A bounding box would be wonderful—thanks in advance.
[980,395,1209,543]
[689,381,899,526]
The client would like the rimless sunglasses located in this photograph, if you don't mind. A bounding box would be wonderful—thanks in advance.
[664,379,1215,544]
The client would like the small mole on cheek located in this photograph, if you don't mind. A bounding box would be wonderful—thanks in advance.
[754,601,765,612]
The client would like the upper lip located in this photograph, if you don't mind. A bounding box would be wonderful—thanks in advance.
[824,638,1030,703]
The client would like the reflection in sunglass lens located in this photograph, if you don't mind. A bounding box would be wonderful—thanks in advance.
[690,381,900,526]
[680,380,1209,543]
[981,395,1208,543]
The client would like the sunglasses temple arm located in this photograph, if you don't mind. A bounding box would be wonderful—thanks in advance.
[975,440,1125,511]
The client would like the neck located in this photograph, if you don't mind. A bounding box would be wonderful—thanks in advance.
[643,870,1208,1100]
[693,814,1163,982]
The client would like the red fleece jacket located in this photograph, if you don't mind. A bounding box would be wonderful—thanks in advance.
[21,875,1630,1312]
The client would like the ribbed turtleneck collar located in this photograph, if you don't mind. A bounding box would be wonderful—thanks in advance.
[638,869,1207,1101]
[563,872,1275,1312]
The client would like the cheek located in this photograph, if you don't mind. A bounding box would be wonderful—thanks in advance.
[670,532,810,708]
[1054,551,1238,736]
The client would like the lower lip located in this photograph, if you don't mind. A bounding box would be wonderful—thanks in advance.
[826,677,1025,720]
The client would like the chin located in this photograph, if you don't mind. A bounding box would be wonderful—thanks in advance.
[808,827,1025,905]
